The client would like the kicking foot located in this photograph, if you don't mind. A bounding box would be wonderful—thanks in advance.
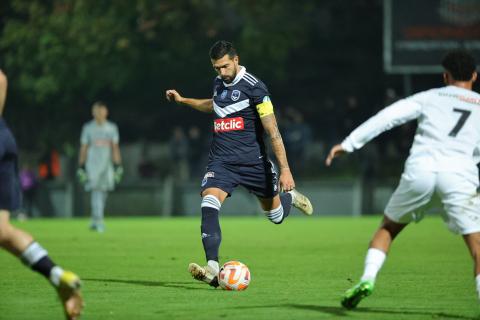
[341,280,374,310]
[290,189,313,215]
[57,271,84,320]
[188,263,219,288]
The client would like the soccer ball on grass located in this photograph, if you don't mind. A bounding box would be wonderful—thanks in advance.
[218,261,251,291]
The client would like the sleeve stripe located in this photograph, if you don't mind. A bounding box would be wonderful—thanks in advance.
[243,76,256,86]
[245,73,258,82]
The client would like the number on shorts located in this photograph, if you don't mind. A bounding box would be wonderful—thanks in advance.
[449,108,471,137]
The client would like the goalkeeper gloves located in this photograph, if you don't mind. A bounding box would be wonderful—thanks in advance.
[114,164,124,184]
[76,165,88,184]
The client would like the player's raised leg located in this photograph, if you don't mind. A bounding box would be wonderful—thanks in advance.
[188,187,228,287]
[0,210,83,319]
[254,160,312,223]
[341,216,407,309]
[260,189,312,224]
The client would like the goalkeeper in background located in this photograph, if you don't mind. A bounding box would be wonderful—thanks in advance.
[77,102,123,232]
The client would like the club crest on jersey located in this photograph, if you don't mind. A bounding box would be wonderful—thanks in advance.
[214,117,244,132]
[231,90,241,101]
[220,90,228,100]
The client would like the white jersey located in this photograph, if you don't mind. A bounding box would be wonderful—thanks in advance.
[80,120,119,190]
[341,85,480,177]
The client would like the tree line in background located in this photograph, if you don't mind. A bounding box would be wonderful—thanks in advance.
[0,0,385,152]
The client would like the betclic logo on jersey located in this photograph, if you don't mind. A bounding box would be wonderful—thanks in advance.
[214,117,245,132]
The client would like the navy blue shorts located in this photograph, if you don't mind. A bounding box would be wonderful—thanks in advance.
[0,118,21,211]
[200,159,279,199]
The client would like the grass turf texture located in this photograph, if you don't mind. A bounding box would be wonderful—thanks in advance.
[0,216,478,320]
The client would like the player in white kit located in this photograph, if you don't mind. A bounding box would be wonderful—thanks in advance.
[326,50,480,308]
[77,102,123,232]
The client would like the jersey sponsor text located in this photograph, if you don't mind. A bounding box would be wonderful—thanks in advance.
[214,117,245,132]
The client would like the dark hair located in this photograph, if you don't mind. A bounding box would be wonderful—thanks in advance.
[92,101,107,109]
[209,40,237,60]
[442,50,477,81]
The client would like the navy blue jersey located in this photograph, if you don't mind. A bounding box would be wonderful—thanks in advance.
[209,66,270,165]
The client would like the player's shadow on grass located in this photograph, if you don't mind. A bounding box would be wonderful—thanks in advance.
[83,278,211,291]
[287,304,479,320]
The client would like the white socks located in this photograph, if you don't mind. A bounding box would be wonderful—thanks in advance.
[207,260,220,274]
[21,242,48,266]
[266,205,284,224]
[360,248,386,282]
[50,266,65,286]
[201,195,221,211]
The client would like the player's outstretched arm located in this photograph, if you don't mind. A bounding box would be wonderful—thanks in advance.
[326,98,423,168]
[165,89,213,113]
[0,70,8,116]
[261,113,295,192]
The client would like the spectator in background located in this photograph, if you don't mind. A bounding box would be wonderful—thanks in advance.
[38,147,61,180]
[283,108,312,174]
[341,95,365,137]
[138,141,157,179]
[169,126,189,181]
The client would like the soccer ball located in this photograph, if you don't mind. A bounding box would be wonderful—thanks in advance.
[218,261,251,291]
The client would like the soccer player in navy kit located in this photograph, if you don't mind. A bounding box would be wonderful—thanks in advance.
[166,40,313,287]
[0,70,83,319]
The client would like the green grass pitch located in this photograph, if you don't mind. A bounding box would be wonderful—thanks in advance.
[0,216,478,319]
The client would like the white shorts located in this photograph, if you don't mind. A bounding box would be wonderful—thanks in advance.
[385,169,480,235]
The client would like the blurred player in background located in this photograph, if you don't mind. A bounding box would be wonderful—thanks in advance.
[166,40,313,287]
[0,70,83,319]
[326,50,480,308]
[77,102,123,232]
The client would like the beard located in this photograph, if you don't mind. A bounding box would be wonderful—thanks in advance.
[221,70,237,83]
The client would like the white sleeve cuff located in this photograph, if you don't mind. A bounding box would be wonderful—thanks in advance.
[341,138,355,153]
